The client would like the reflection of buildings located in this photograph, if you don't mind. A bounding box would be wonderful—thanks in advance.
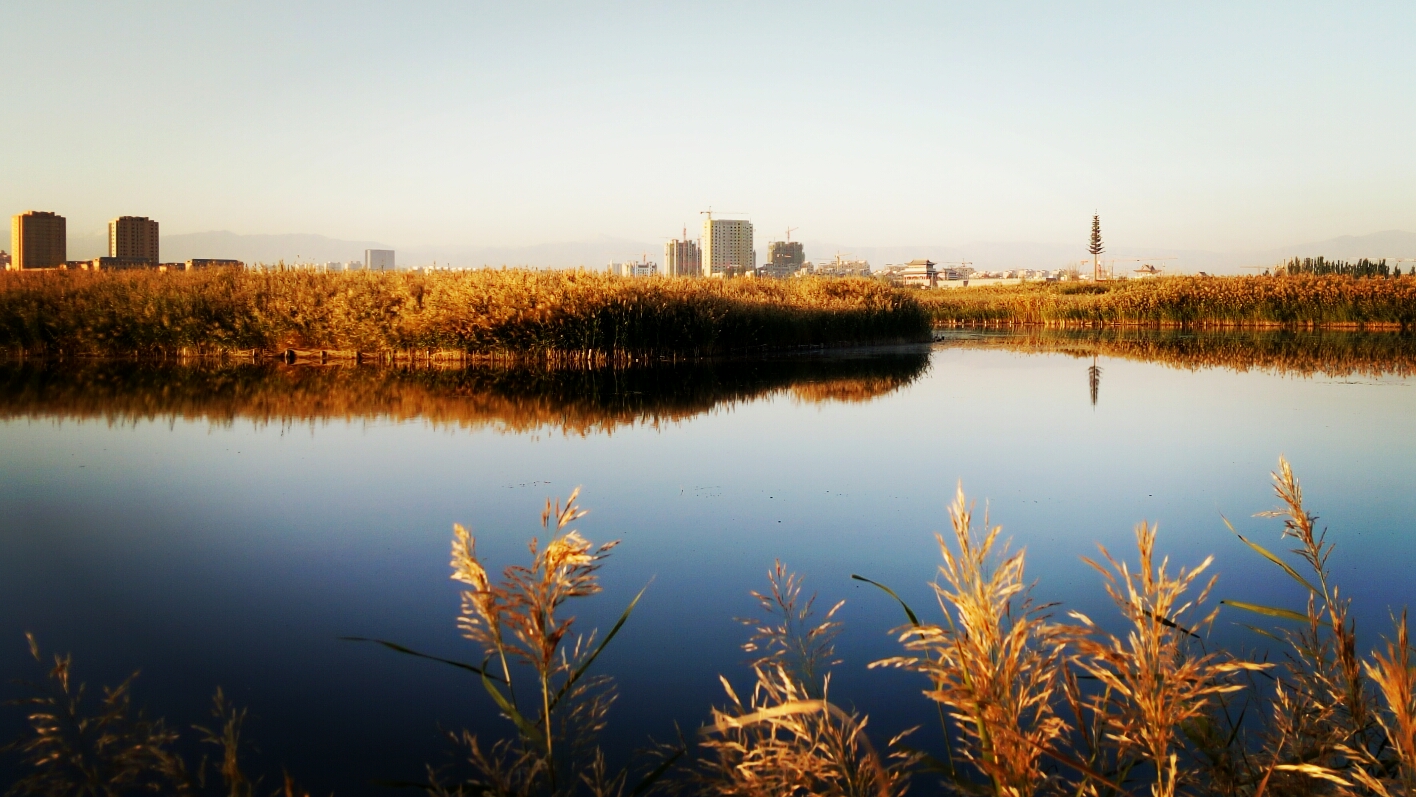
[108,216,159,264]
[10,211,66,269]
[765,240,804,279]
[702,215,753,277]
[664,229,700,277]
[365,249,395,271]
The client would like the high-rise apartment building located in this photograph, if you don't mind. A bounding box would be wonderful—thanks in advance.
[11,211,66,269]
[108,216,160,263]
[365,249,395,270]
[701,216,753,277]
[663,229,701,277]
[765,240,805,278]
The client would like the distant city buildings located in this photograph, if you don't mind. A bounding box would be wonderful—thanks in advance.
[702,215,753,277]
[898,259,938,288]
[186,259,244,270]
[664,230,701,277]
[0,250,10,269]
[765,240,804,279]
[365,249,395,271]
[804,254,871,278]
[88,257,156,270]
[109,216,159,264]
[10,211,66,269]
[608,256,657,277]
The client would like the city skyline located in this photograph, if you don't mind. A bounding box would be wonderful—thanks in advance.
[2,4,1413,258]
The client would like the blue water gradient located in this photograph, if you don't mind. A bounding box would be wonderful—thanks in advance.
[2,343,1413,792]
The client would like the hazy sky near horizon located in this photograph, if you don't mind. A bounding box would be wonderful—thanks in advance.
[3,2,1414,253]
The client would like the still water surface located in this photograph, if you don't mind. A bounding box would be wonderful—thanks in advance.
[2,332,1414,792]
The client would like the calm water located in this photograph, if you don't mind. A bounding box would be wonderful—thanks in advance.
[3,333,1415,792]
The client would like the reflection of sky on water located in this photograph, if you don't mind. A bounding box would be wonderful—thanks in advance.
[2,344,1414,793]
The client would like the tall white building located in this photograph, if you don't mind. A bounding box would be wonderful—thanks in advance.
[365,249,395,271]
[701,216,753,277]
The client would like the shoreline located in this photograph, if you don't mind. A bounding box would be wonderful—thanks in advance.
[916,274,1416,329]
[0,268,930,359]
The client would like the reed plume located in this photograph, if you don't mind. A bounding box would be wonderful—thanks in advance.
[1220,458,1387,796]
[5,635,264,797]
[871,486,1065,797]
[696,563,913,797]
[428,488,673,796]
[1067,524,1261,797]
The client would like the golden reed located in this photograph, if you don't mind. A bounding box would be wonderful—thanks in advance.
[919,275,1416,329]
[0,268,929,358]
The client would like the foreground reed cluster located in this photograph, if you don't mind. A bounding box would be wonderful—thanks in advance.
[918,275,1416,329]
[8,459,1414,797]
[0,268,928,359]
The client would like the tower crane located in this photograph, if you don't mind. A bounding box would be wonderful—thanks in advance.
[785,227,798,242]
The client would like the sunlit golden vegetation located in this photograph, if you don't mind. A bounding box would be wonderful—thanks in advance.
[918,275,1416,329]
[0,268,929,358]
[10,459,1416,796]
[0,352,929,436]
[937,328,1416,378]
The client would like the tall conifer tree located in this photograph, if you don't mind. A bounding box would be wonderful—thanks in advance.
[1089,214,1104,280]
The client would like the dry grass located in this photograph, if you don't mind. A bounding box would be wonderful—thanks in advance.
[695,563,915,797]
[0,268,928,358]
[427,488,665,796]
[4,636,281,797]
[872,488,1066,797]
[918,276,1416,329]
[1065,525,1262,797]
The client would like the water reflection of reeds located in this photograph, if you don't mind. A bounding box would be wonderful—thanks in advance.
[0,349,932,435]
[936,328,1416,378]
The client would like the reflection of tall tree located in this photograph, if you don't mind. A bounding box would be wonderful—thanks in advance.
[1088,355,1102,407]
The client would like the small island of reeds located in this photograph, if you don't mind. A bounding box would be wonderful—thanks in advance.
[919,274,1416,329]
[0,268,929,361]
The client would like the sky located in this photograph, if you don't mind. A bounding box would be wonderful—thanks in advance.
[2,2,1414,255]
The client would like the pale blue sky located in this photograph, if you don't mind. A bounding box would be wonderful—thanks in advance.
[2,2,1413,253]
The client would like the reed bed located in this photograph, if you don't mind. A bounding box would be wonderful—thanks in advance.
[0,352,929,436]
[918,276,1416,329]
[0,268,929,358]
[936,328,1416,379]
[8,459,1416,797]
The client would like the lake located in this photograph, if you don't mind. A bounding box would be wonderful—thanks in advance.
[3,330,1415,793]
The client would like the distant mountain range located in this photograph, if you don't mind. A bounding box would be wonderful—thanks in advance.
[8,228,1416,274]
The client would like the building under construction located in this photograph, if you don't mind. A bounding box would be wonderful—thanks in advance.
[664,229,701,277]
[765,240,804,279]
